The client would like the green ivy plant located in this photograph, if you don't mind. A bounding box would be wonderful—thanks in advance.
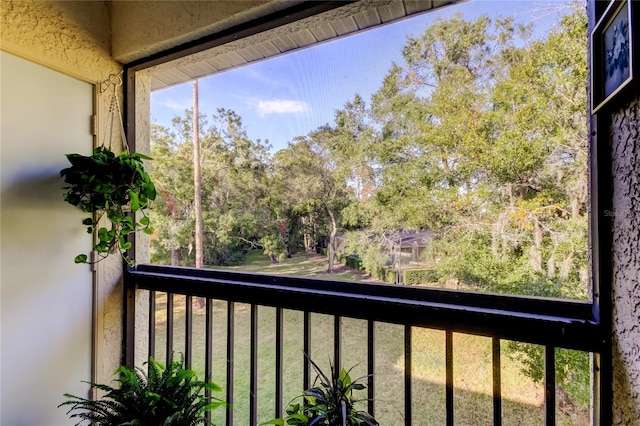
[263,357,378,426]
[60,146,156,265]
[59,355,225,426]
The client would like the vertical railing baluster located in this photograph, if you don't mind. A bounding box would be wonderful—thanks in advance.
[166,293,174,366]
[545,346,556,426]
[492,337,502,426]
[124,282,136,367]
[275,307,284,418]
[404,325,412,426]
[367,320,375,417]
[226,301,235,426]
[185,295,193,369]
[149,290,156,360]
[446,330,454,426]
[334,315,341,374]
[250,304,258,425]
[205,298,213,424]
[303,311,311,390]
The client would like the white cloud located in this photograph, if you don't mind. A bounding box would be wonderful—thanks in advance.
[257,99,310,116]
[157,99,191,111]
[241,68,283,87]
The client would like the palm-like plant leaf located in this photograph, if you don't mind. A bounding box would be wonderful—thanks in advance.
[60,354,224,426]
[264,355,379,426]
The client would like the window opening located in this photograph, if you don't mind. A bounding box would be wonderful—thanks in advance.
[141,2,593,423]
[148,0,589,303]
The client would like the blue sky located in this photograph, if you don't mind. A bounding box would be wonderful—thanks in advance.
[151,0,575,153]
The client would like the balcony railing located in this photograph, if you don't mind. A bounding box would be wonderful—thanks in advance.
[124,264,604,425]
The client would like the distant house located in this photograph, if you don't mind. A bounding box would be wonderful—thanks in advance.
[331,229,434,267]
[382,229,435,267]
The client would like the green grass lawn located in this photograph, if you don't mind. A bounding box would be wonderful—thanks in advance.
[220,250,374,281]
[151,251,589,425]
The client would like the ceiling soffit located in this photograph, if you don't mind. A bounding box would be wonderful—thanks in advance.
[148,0,460,91]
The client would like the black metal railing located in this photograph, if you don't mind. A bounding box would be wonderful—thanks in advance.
[124,264,604,426]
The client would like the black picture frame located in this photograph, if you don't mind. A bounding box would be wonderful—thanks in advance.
[591,0,637,113]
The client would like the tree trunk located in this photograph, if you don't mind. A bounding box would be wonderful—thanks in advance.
[302,215,313,252]
[193,80,203,269]
[171,248,180,266]
[326,207,337,273]
[193,80,205,309]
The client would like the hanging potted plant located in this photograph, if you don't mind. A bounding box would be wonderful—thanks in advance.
[60,73,156,265]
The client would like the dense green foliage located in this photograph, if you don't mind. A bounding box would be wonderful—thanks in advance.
[403,269,438,285]
[367,8,589,301]
[263,357,378,426]
[506,343,591,408]
[150,109,273,266]
[151,6,588,298]
[61,146,156,265]
[150,5,589,408]
[60,355,224,426]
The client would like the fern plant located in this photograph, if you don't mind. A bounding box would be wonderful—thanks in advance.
[264,357,378,426]
[60,355,224,426]
[60,146,156,265]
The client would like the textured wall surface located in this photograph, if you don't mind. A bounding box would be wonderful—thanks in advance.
[610,97,640,424]
[111,0,295,63]
[0,0,118,82]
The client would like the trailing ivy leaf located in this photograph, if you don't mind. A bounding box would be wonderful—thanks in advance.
[119,236,132,250]
[74,254,88,264]
[262,418,286,425]
[98,227,110,242]
[128,189,140,212]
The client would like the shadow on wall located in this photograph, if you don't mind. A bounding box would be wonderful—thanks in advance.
[1,171,93,425]
[2,170,67,206]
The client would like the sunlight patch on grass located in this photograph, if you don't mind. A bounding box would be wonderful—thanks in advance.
[216,251,374,282]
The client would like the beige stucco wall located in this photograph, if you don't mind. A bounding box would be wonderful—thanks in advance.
[0,0,117,83]
[610,97,640,424]
[1,0,125,390]
[111,0,298,63]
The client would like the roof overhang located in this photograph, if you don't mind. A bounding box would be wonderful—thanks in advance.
[145,0,462,91]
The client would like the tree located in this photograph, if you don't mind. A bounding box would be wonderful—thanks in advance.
[274,126,350,272]
[150,108,274,266]
[365,7,588,298]
[332,95,380,230]
[150,122,196,266]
